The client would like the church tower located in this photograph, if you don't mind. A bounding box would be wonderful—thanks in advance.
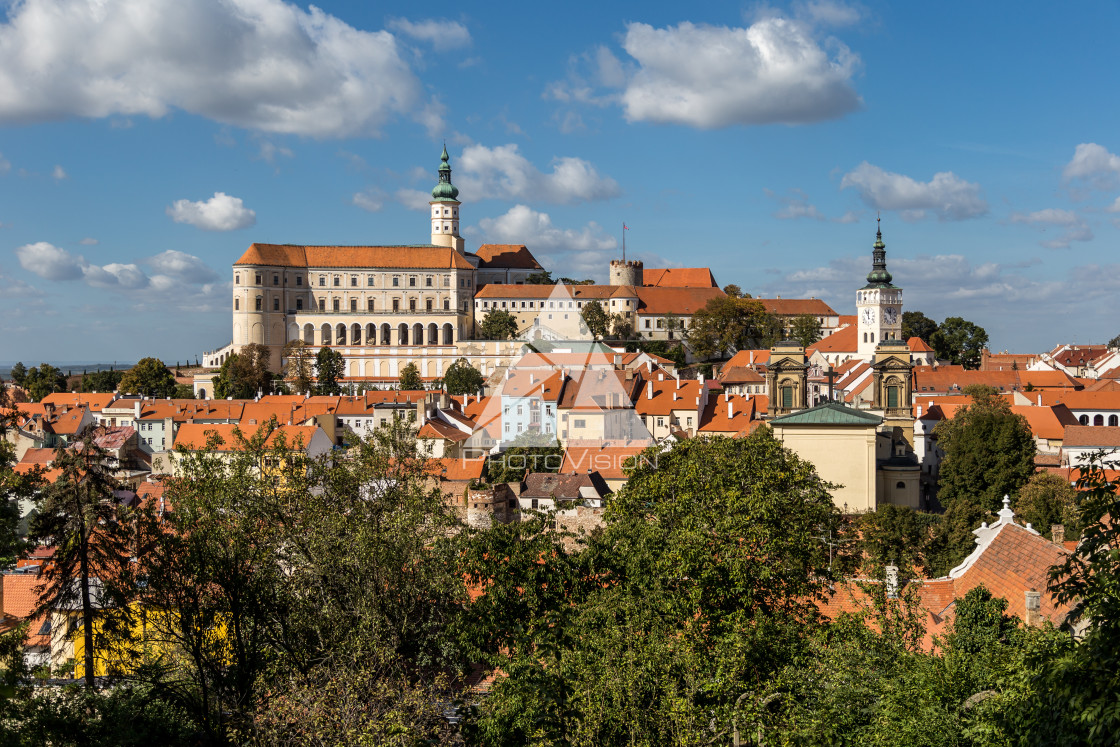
[430,145,464,252]
[856,219,902,359]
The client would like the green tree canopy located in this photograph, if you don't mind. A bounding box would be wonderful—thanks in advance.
[487,430,562,483]
[580,299,610,339]
[790,313,823,347]
[480,308,520,340]
[314,346,344,395]
[398,361,423,391]
[22,363,68,402]
[686,295,779,360]
[282,339,314,395]
[722,283,744,298]
[118,357,177,398]
[1015,471,1081,540]
[928,386,1036,575]
[525,270,554,284]
[8,362,27,387]
[931,316,989,369]
[78,369,124,393]
[902,310,939,342]
[442,358,484,396]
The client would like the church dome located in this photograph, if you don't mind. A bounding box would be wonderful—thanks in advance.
[431,145,460,202]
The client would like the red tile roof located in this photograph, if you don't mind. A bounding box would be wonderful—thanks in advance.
[641,267,717,288]
[42,392,117,412]
[560,443,652,480]
[473,244,543,270]
[1061,425,1120,448]
[757,298,839,317]
[234,243,475,270]
[807,325,857,354]
[635,286,725,316]
[907,336,934,352]
[634,379,704,416]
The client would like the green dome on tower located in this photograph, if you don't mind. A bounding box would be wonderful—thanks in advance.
[431,145,460,202]
[862,218,896,289]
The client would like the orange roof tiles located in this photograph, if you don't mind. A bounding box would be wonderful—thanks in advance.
[473,244,543,270]
[426,457,486,482]
[698,394,757,434]
[500,371,565,402]
[42,392,117,412]
[474,283,630,300]
[234,243,475,270]
[807,325,857,354]
[417,420,471,442]
[907,336,934,352]
[719,349,770,373]
[560,443,653,480]
[757,298,839,317]
[1062,425,1120,448]
[3,573,49,646]
[634,379,704,416]
[641,267,718,288]
[635,286,725,315]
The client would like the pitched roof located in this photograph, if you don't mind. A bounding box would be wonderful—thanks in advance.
[472,244,543,270]
[807,325,857,354]
[635,286,725,316]
[757,298,839,317]
[1061,425,1120,448]
[3,573,49,646]
[417,420,471,442]
[474,283,633,300]
[770,402,883,426]
[907,336,934,352]
[41,392,117,412]
[719,366,765,384]
[641,267,718,288]
[500,371,565,402]
[426,457,486,482]
[173,423,321,451]
[559,443,653,480]
[1051,345,1110,367]
[521,471,609,499]
[698,394,757,434]
[234,243,474,270]
[634,379,704,416]
[720,349,770,373]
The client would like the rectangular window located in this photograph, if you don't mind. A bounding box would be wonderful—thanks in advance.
[392,276,399,287]
[350,299,357,311]
[351,276,357,287]
[574,419,586,428]
[319,276,325,287]
[273,297,280,311]
[444,298,450,310]
[368,275,374,286]
[426,276,433,287]
[426,299,433,311]
[296,299,303,311]
[273,274,279,286]
[393,299,399,311]
[255,273,262,284]
[296,276,302,286]
[333,276,340,287]
[333,299,340,312]
[255,297,262,311]
[368,299,374,311]
[409,299,416,311]
[444,276,450,287]
[319,299,325,312]
[409,277,416,287]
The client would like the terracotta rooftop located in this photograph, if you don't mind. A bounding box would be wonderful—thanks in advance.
[807,325,857,354]
[907,336,934,353]
[635,286,725,316]
[234,243,475,270]
[559,443,654,480]
[641,267,718,288]
[1061,425,1120,448]
[757,298,839,317]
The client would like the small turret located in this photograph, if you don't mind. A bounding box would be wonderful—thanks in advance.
[609,258,643,287]
[430,145,464,252]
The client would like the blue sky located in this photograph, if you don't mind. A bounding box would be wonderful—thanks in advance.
[1,0,1118,364]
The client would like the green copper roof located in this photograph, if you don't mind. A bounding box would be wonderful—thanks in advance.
[862,218,898,289]
[431,145,460,202]
[770,402,884,426]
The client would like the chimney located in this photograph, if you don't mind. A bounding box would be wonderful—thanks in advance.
[647,381,653,399]
[134,400,142,420]
[529,373,535,384]
[885,564,899,599]
[916,405,922,418]
[1051,524,1065,545]
[672,391,678,401]
[699,372,705,385]
[658,373,664,381]
[1037,393,1042,406]
[1024,590,1042,627]
[727,401,733,419]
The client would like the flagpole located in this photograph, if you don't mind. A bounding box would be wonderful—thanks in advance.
[622,221,626,262]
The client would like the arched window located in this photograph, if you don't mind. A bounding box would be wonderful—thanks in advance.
[1111,415,1119,427]
[1079,415,1089,425]
[1094,414,1105,426]
[887,385,899,409]
[896,482,906,490]
[781,385,793,409]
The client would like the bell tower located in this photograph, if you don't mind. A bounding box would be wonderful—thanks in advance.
[856,218,903,359]
[430,145,464,252]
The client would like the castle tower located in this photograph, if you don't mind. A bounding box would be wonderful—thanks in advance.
[609,258,643,287]
[856,218,903,359]
[430,145,464,252]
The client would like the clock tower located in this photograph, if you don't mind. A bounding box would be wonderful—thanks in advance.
[856,219,902,359]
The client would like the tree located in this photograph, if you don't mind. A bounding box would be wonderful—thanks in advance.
[282,339,314,395]
[558,277,594,285]
[0,387,35,568]
[723,283,744,298]
[480,308,520,340]
[78,369,124,393]
[854,504,940,576]
[213,344,274,400]
[9,362,27,387]
[398,362,423,391]
[118,357,177,398]
[171,384,195,399]
[580,300,610,340]
[1015,471,1081,540]
[659,312,683,339]
[931,316,989,369]
[1108,333,1120,348]
[22,363,68,402]
[790,313,823,347]
[902,310,939,343]
[28,431,136,688]
[443,358,484,396]
[314,346,344,395]
[927,386,1036,575]
[610,312,632,339]
[686,295,778,360]
[525,270,554,284]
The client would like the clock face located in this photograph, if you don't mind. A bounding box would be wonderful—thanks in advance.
[884,307,898,325]
[861,307,876,325]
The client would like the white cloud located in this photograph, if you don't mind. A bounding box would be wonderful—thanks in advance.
[145,249,220,284]
[14,241,221,294]
[386,18,471,48]
[0,271,41,298]
[472,205,617,279]
[79,237,99,245]
[352,188,385,212]
[16,241,85,280]
[167,192,256,231]
[840,162,988,220]
[1062,143,1120,184]
[618,18,861,128]
[255,140,293,165]
[52,165,67,180]
[396,188,433,211]
[1107,196,1120,213]
[795,0,863,26]
[1010,208,1080,225]
[545,46,627,107]
[0,0,438,138]
[1010,208,1093,249]
[0,153,9,173]
[457,144,620,204]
